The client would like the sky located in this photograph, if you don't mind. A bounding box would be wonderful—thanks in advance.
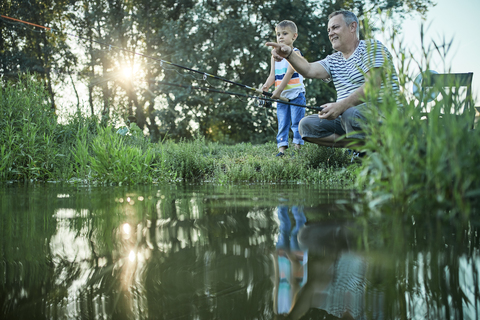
[379,0,480,104]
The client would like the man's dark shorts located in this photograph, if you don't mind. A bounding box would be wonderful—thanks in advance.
[298,103,368,141]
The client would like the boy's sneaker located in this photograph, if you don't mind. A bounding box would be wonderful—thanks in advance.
[276,152,285,157]
[350,151,367,162]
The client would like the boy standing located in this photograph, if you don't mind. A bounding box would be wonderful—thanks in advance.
[261,20,306,157]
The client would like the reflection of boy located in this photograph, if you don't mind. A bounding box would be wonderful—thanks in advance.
[276,205,306,251]
[261,20,306,157]
[273,205,308,315]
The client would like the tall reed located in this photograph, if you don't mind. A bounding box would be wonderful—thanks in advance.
[356,21,479,217]
[0,76,59,181]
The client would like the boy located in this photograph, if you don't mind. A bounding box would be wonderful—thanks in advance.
[261,20,306,157]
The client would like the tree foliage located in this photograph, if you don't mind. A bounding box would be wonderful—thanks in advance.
[0,0,434,142]
[0,0,75,110]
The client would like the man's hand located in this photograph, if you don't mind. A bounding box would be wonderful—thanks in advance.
[318,102,346,120]
[265,42,292,62]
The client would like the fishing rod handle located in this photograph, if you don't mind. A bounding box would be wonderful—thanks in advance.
[254,88,289,102]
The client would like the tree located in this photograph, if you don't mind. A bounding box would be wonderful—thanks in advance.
[1,0,435,142]
[0,0,75,111]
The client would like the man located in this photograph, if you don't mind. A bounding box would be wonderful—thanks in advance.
[266,10,400,148]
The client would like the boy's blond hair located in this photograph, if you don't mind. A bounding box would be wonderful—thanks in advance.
[275,20,298,33]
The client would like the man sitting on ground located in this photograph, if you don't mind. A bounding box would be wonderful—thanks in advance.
[266,10,400,149]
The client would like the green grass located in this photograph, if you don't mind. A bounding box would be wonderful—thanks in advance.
[0,76,357,186]
[65,127,359,186]
[0,75,60,181]
[148,136,357,186]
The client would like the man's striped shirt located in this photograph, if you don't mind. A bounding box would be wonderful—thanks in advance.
[317,39,400,103]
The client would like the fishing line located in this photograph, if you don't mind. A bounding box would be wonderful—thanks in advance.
[0,14,51,30]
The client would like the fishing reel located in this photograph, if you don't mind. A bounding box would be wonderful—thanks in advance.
[256,99,272,108]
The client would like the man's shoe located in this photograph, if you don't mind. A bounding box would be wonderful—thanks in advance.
[276,152,285,157]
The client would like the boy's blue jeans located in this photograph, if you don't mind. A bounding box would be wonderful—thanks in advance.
[276,93,306,149]
[276,205,306,251]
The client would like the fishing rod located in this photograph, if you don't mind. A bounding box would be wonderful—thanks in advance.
[152,80,324,111]
[158,60,288,102]
[0,14,288,102]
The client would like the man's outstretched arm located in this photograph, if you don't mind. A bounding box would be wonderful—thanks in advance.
[265,42,329,80]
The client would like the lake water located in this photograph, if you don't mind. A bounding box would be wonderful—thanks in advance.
[1,183,479,319]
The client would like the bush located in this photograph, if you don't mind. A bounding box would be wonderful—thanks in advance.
[87,125,156,184]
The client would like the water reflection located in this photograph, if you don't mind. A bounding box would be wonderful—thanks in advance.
[278,220,375,320]
[272,205,308,316]
[1,183,480,319]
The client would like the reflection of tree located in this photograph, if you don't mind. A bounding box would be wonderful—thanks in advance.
[0,185,58,317]
[370,215,480,319]
[140,190,277,319]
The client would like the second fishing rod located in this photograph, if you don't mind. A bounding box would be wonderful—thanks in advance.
[151,80,324,111]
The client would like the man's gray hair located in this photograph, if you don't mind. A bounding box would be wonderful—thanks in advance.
[328,10,359,38]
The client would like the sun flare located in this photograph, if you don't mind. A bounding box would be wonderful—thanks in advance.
[122,67,132,78]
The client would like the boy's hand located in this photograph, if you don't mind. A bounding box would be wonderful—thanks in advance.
[265,42,292,62]
[271,89,281,100]
[260,83,269,93]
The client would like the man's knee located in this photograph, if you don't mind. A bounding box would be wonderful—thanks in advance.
[298,117,306,136]
[298,115,313,137]
[342,107,361,122]
[341,106,366,138]
[300,114,343,140]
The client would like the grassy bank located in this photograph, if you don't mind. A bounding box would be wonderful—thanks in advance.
[70,123,358,186]
[0,76,358,187]
[2,71,479,218]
